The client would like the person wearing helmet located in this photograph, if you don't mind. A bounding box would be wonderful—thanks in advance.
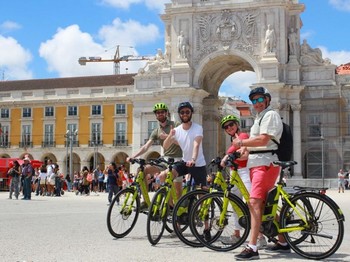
[232,87,284,260]
[218,115,251,244]
[218,115,268,247]
[163,101,209,239]
[126,103,183,210]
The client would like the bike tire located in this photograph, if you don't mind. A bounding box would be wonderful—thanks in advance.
[172,189,208,247]
[280,192,344,260]
[146,188,168,245]
[189,191,250,252]
[106,187,140,238]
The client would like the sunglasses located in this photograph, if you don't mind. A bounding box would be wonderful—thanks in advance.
[179,110,191,115]
[251,97,265,105]
[223,122,235,130]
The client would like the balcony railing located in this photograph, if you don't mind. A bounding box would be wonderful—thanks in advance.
[19,142,33,148]
[0,141,11,148]
[64,140,80,147]
[113,140,128,146]
[42,141,56,147]
[89,140,103,147]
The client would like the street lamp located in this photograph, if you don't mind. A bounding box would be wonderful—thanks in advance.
[319,122,325,188]
[93,141,98,170]
[64,129,78,181]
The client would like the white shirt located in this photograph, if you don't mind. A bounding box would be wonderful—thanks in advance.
[173,122,206,167]
[247,106,283,169]
[38,171,47,180]
[47,164,54,177]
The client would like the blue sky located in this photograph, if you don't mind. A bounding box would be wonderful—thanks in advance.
[1,0,350,101]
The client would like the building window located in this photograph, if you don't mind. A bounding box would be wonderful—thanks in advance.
[0,108,9,118]
[308,115,321,137]
[92,105,101,115]
[68,106,78,116]
[0,124,9,147]
[21,125,31,147]
[241,119,246,129]
[23,108,32,118]
[45,106,54,117]
[44,124,54,146]
[115,122,126,145]
[91,123,101,145]
[116,104,126,114]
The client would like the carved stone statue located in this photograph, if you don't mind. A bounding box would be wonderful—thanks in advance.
[164,37,171,62]
[138,48,168,75]
[264,24,276,53]
[300,39,324,65]
[288,28,298,56]
[177,31,189,59]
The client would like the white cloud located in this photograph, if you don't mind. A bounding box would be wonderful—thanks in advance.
[0,35,33,80]
[329,0,350,12]
[219,71,256,102]
[98,18,160,48]
[100,0,170,12]
[318,46,350,66]
[38,19,160,78]
[0,21,21,33]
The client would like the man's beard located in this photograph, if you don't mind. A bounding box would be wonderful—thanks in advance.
[158,117,167,123]
[180,115,192,123]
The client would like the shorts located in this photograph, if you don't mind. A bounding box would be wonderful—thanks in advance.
[249,164,280,200]
[174,162,207,187]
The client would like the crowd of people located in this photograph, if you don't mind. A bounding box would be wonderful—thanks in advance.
[7,157,135,203]
[7,158,65,200]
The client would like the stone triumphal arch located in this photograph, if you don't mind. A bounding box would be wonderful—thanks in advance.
[131,0,336,178]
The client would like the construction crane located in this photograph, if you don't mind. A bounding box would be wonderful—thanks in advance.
[78,45,154,75]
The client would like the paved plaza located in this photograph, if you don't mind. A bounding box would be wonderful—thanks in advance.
[0,189,349,262]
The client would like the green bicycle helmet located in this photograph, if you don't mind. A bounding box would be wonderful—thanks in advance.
[153,103,168,113]
[220,115,240,128]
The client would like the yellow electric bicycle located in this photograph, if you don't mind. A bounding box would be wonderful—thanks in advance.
[171,156,229,247]
[189,154,345,260]
[107,158,157,238]
[147,157,208,245]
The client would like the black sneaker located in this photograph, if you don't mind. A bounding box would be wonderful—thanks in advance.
[235,246,259,260]
[203,229,211,242]
[266,243,291,253]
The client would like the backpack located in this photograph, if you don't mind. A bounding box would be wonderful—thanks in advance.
[259,110,293,161]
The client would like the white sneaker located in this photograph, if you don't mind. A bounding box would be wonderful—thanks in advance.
[220,235,240,245]
[257,236,267,249]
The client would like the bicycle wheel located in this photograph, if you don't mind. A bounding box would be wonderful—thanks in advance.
[280,195,314,246]
[106,187,140,238]
[147,188,168,245]
[190,192,250,252]
[172,189,208,247]
[280,192,344,260]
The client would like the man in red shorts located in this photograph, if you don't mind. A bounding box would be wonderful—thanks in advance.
[231,87,284,260]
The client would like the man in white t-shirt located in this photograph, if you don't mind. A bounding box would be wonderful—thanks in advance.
[164,102,207,188]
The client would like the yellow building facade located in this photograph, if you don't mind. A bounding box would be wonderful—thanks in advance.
[0,74,162,181]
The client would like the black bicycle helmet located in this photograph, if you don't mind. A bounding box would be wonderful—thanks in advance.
[153,103,168,113]
[177,102,194,113]
[220,115,240,128]
[249,87,271,101]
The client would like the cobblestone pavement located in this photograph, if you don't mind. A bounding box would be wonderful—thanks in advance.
[0,189,349,262]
